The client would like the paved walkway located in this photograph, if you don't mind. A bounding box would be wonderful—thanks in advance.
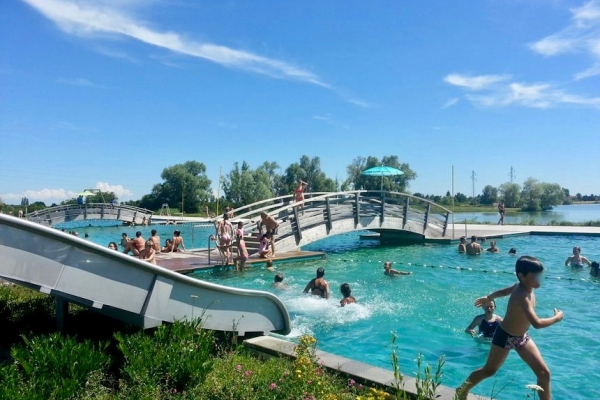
[433,223,600,243]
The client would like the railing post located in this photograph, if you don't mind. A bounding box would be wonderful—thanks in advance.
[442,211,450,237]
[101,204,105,220]
[117,206,121,221]
[380,192,385,225]
[423,203,431,234]
[402,197,409,229]
[354,193,360,226]
[325,197,332,233]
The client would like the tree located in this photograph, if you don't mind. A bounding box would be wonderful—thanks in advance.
[540,183,565,210]
[480,185,498,205]
[223,161,274,207]
[454,192,468,203]
[139,161,212,213]
[344,155,417,192]
[499,182,521,208]
[278,156,337,196]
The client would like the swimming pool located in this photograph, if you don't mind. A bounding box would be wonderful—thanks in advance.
[76,225,599,399]
[194,233,600,400]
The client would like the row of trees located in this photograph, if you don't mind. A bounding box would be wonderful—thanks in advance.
[135,155,417,213]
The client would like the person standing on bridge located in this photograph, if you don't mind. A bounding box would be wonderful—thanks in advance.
[258,212,279,256]
[294,179,308,215]
[123,231,145,256]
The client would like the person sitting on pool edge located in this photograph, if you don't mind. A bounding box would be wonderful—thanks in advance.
[564,246,591,268]
[465,299,503,338]
[486,241,500,253]
[303,267,330,299]
[123,231,145,256]
[383,261,411,276]
[340,283,356,307]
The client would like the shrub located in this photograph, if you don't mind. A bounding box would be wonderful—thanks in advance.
[115,319,215,395]
[6,333,109,399]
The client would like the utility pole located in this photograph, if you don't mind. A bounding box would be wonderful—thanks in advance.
[470,170,477,198]
[509,166,516,183]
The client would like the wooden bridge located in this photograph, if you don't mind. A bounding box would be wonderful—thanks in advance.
[228,191,452,255]
[25,203,154,227]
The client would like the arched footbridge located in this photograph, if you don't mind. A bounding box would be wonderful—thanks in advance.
[229,191,452,255]
[26,203,154,227]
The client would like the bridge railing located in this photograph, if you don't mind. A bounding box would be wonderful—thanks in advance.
[227,191,451,253]
[26,203,154,227]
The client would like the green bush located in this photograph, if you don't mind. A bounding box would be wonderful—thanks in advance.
[115,320,215,395]
[4,333,109,399]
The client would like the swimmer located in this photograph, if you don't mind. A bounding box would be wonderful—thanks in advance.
[273,273,286,289]
[139,240,157,265]
[508,248,517,255]
[590,261,599,278]
[458,236,467,253]
[339,283,356,307]
[486,241,500,253]
[107,242,119,251]
[465,235,482,255]
[465,299,503,338]
[265,260,276,272]
[303,267,330,299]
[383,261,411,276]
[564,246,591,268]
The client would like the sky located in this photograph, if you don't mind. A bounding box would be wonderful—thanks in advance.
[1,0,599,206]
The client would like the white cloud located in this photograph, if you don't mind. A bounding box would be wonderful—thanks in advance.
[22,0,328,87]
[1,188,76,203]
[443,74,511,90]
[441,97,459,109]
[94,182,133,199]
[446,74,600,110]
[529,0,600,79]
[56,77,106,88]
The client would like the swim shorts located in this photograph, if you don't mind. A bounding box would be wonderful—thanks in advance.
[492,325,530,350]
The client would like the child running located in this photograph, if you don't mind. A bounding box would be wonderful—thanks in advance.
[456,256,564,400]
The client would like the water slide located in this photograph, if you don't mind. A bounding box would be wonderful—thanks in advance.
[0,214,290,335]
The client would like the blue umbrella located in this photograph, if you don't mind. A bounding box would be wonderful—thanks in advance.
[361,165,404,191]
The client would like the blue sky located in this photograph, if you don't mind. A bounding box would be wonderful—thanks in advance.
[1,0,599,206]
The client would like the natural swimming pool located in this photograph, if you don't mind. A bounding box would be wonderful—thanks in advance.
[76,225,599,399]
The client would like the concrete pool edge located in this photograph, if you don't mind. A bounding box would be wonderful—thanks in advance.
[244,335,488,400]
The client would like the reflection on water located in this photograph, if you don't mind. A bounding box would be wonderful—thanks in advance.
[454,203,600,224]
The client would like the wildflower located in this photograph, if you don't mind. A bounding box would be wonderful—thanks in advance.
[244,370,252,377]
[236,364,242,372]
[307,380,312,384]
[348,378,356,386]
[525,384,544,392]
[172,388,177,393]
[269,383,277,390]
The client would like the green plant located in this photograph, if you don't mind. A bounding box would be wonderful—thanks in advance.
[414,353,444,399]
[8,333,109,399]
[389,332,407,399]
[115,319,214,394]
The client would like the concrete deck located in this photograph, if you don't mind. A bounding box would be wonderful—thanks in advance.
[244,335,486,400]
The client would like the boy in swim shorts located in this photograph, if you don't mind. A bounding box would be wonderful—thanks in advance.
[456,256,564,400]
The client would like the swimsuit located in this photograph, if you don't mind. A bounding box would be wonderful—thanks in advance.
[310,279,326,298]
[570,262,584,268]
[295,186,304,201]
[478,319,499,338]
[491,325,530,350]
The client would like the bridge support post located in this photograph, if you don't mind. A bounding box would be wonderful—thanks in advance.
[423,203,431,234]
[117,207,121,221]
[354,193,360,226]
[442,211,450,237]
[56,298,69,332]
[325,198,333,233]
[84,204,88,220]
[380,192,385,226]
[402,197,409,229]
[101,205,105,220]
[292,206,303,243]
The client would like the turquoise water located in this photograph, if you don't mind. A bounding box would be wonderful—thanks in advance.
[75,225,599,399]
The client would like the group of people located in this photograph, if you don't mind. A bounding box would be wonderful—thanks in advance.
[458,235,516,255]
[294,261,410,307]
[107,229,186,265]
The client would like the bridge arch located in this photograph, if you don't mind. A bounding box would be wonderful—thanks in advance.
[228,191,451,255]
[25,203,154,227]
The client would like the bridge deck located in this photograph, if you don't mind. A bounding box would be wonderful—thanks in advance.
[157,249,326,274]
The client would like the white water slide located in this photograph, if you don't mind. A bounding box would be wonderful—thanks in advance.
[0,214,290,335]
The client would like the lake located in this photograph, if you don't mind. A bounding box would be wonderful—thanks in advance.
[453,203,600,225]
